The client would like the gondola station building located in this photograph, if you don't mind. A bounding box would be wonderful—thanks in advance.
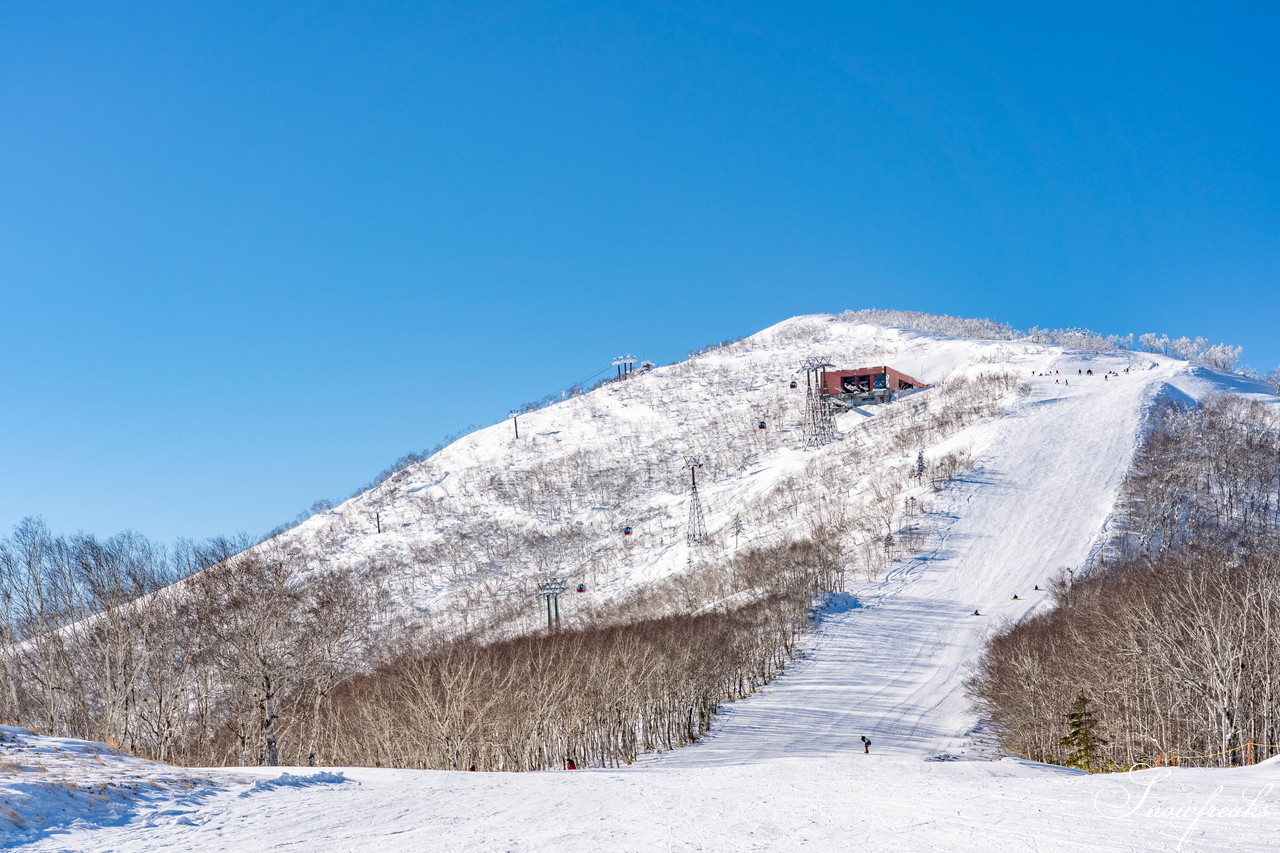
[820,366,928,406]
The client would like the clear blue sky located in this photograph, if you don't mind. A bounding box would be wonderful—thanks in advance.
[2,1,1276,544]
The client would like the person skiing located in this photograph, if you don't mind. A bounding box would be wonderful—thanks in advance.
[861,735,871,754]
[972,609,981,616]
[566,759,577,770]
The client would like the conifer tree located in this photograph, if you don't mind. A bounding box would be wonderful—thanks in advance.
[1060,693,1107,772]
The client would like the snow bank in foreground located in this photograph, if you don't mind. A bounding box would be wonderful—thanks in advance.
[0,726,224,848]
[10,753,1279,852]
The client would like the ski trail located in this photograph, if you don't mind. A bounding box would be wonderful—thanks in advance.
[653,357,1172,766]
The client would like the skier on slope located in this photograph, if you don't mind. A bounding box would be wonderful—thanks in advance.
[861,735,871,754]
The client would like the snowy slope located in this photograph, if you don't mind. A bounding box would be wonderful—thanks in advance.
[271,315,1076,634]
[9,317,1280,851]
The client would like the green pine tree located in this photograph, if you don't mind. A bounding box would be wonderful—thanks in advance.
[1060,693,1108,773]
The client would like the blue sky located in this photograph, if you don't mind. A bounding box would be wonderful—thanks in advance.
[2,1,1276,544]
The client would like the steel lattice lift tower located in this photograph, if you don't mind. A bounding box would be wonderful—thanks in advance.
[801,359,837,446]
[685,456,708,543]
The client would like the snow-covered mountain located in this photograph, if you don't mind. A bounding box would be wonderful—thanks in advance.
[272,315,1077,632]
[8,312,1280,851]
[271,314,1273,636]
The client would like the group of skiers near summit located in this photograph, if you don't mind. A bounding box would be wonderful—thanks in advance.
[1038,365,1132,385]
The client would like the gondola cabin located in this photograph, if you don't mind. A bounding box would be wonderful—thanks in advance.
[789,380,798,389]
[623,526,633,536]
[576,583,586,593]
[758,421,767,430]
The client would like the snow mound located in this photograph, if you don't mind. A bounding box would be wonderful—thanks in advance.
[239,771,350,797]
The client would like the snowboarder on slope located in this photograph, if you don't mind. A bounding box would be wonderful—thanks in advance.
[861,735,871,754]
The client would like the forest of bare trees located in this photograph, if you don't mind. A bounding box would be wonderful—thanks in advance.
[0,525,830,771]
[968,395,1280,770]
[321,589,814,771]
[0,523,388,766]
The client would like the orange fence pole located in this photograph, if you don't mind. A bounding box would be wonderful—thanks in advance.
[1171,753,1178,767]
[1247,741,1254,765]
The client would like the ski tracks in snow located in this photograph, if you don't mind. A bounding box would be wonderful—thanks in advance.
[654,355,1175,766]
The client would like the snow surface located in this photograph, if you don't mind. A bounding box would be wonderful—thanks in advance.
[6,317,1280,851]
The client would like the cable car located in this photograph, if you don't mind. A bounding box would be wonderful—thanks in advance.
[576,583,586,593]
[623,526,633,536]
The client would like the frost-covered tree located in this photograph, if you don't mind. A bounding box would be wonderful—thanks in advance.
[1138,333,1169,355]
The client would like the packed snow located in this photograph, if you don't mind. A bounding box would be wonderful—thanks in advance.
[5,316,1279,851]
